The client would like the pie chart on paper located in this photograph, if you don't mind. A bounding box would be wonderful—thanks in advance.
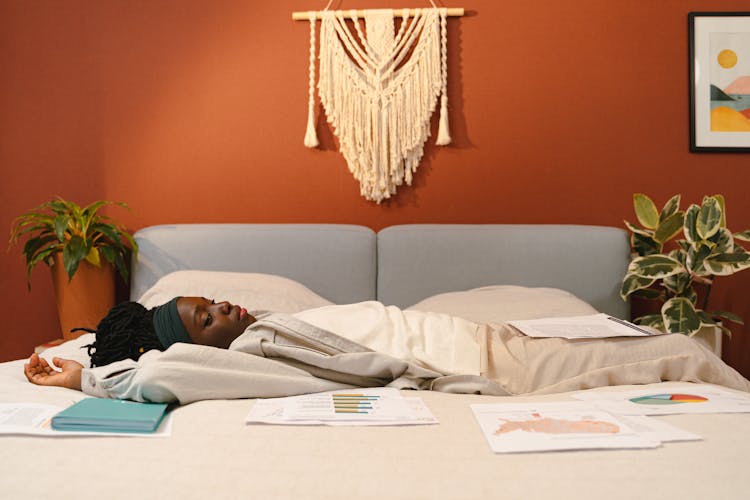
[629,394,709,405]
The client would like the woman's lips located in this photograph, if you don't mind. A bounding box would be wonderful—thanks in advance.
[239,307,248,320]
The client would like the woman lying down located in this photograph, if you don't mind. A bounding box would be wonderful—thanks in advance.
[24,298,750,404]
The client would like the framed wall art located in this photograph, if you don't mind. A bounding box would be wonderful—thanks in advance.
[689,12,750,152]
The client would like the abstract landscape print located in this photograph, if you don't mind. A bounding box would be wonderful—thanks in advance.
[690,13,750,151]
[710,32,750,132]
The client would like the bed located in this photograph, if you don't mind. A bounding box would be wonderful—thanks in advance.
[1,223,749,500]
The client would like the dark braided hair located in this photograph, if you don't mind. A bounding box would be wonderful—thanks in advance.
[82,301,165,367]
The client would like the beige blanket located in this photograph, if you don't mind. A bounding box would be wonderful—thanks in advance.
[480,324,750,395]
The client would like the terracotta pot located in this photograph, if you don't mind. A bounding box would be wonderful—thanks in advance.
[50,253,115,340]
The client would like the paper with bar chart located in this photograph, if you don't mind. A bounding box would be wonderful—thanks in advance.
[245,388,438,426]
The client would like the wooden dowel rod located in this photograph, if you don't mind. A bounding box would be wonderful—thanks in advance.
[292,8,464,21]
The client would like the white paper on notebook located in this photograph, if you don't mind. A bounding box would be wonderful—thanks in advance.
[0,402,172,437]
[508,313,663,339]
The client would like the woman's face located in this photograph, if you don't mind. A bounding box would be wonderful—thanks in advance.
[176,297,256,349]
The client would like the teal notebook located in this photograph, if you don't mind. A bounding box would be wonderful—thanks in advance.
[51,398,168,433]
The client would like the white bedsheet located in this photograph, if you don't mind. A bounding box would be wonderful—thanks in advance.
[1,356,749,500]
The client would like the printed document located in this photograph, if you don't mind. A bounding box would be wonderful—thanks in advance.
[471,401,661,453]
[508,313,663,339]
[245,387,438,426]
[573,384,750,415]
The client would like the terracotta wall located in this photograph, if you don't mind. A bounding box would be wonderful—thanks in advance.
[2,1,749,376]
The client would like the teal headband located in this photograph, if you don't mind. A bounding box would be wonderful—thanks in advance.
[152,297,192,348]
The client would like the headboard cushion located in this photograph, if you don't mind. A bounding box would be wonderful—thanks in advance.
[131,224,376,304]
[377,224,630,317]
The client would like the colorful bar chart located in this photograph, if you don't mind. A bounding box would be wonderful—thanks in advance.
[332,394,379,414]
[282,389,414,421]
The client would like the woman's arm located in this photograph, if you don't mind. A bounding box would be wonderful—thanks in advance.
[24,353,83,391]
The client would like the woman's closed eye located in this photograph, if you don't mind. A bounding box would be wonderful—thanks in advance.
[202,299,216,327]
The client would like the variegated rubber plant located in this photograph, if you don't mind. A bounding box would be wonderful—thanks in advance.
[621,194,750,336]
[9,197,137,289]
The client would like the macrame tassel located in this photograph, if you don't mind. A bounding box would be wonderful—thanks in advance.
[304,105,319,148]
[435,9,451,146]
[436,95,451,145]
[304,12,319,148]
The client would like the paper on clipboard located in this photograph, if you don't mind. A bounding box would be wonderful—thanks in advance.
[508,313,663,339]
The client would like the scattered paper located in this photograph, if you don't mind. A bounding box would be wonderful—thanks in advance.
[245,388,438,426]
[471,402,661,453]
[508,313,662,339]
[573,384,750,415]
[617,415,701,443]
[0,402,172,437]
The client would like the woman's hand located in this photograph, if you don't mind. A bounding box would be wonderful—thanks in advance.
[24,353,83,391]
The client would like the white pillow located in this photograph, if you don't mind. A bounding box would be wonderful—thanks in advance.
[137,270,333,313]
[38,271,332,368]
[406,285,598,324]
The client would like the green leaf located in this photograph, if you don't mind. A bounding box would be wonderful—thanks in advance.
[628,254,683,279]
[99,245,116,264]
[634,194,659,230]
[653,211,684,244]
[624,220,652,237]
[696,197,722,240]
[53,215,69,242]
[9,221,54,244]
[703,252,750,276]
[711,227,734,254]
[734,229,750,242]
[122,232,138,258]
[634,314,664,331]
[683,204,700,243]
[709,310,744,325]
[113,250,129,282]
[659,194,681,222]
[82,200,110,218]
[661,297,701,335]
[686,244,710,274]
[631,232,660,256]
[709,194,726,227]
[620,273,655,300]
[22,235,56,261]
[662,271,691,295]
[62,235,87,281]
[85,246,101,267]
[90,223,121,244]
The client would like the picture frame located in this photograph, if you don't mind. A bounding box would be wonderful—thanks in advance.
[689,12,750,152]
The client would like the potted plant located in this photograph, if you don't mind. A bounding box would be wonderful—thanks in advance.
[621,193,750,351]
[9,197,137,340]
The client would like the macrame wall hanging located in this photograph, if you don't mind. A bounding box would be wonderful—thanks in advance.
[294,3,464,203]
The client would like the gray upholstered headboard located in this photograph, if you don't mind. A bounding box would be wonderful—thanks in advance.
[130,224,377,304]
[377,224,630,317]
[131,223,630,318]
